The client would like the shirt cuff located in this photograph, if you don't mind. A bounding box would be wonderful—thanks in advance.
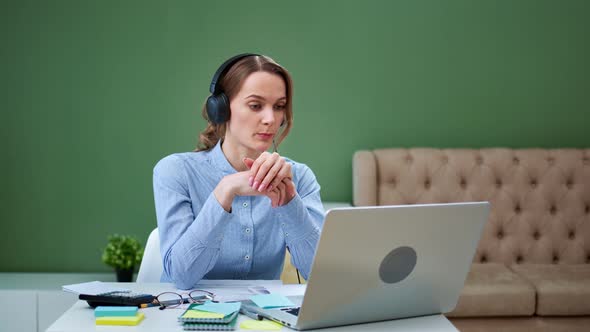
[275,194,319,243]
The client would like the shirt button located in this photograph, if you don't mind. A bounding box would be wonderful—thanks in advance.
[245,228,251,233]
[281,223,286,227]
[285,232,289,237]
[244,255,250,260]
[242,202,248,208]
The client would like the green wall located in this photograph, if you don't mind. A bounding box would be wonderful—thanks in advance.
[2,0,588,272]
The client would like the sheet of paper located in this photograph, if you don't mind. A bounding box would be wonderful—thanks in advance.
[250,294,295,309]
[176,284,272,302]
[265,284,306,297]
[62,281,129,295]
[195,280,283,287]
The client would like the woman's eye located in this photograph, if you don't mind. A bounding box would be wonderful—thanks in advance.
[249,104,261,110]
[274,104,286,111]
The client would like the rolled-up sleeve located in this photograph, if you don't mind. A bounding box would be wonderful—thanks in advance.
[275,165,324,280]
[153,155,231,289]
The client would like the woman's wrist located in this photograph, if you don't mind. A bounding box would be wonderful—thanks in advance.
[213,177,236,212]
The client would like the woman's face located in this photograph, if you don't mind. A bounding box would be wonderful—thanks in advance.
[226,71,287,153]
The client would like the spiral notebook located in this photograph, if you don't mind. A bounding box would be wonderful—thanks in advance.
[181,313,238,331]
[179,303,240,331]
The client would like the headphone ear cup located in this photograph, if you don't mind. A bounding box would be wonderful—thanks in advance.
[206,93,230,124]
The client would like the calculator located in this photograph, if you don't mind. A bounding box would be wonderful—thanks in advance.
[79,291,156,307]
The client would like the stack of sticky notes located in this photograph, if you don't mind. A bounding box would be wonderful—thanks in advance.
[250,294,295,309]
[178,301,241,331]
[95,306,145,326]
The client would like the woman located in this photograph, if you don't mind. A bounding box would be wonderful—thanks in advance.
[153,54,325,289]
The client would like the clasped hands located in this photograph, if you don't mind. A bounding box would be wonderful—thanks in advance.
[243,152,295,208]
[216,152,296,211]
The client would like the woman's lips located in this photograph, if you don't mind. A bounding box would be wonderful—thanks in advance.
[256,133,274,140]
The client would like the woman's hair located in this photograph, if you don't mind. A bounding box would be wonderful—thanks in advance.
[195,55,294,152]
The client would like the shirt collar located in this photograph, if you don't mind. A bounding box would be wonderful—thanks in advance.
[210,139,237,175]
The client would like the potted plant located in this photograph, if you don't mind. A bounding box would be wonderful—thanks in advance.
[101,234,143,282]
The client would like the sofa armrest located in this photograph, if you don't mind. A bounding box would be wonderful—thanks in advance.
[353,151,377,206]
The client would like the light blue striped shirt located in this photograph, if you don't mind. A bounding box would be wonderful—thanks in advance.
[153,140,325,289]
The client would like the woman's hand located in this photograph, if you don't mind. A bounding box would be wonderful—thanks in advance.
[244,157,296,207]
[213,171,263,212]
[266,178,297,207]
[244,152,292,193]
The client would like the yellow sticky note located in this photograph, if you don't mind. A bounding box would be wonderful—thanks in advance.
[240,319,283,330]
[96,312,145,326]
[182,309,225,319]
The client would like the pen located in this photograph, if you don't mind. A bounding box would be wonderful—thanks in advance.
[240,308,263,320]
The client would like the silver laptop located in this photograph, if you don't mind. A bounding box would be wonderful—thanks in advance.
[241,202,490,330]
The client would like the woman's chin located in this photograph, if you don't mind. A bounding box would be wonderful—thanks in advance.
[254,142,272,152]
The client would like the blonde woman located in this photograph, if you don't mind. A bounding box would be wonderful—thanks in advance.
[153,54,324,289]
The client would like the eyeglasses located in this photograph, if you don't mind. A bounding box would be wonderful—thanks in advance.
[154,290,216,310]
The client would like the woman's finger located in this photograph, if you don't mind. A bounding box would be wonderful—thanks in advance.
[258,158,284,192]
[248,152,270,186]
[251,153,279,190]
[268,162,292,192]
[267,188,279,207]
[276,181,287,206]
[283,178,297,202]
[251,152,279,189]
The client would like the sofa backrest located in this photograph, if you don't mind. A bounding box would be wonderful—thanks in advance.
[353,148,590,266]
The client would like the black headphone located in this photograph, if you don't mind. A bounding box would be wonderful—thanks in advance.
[206,53,260,124]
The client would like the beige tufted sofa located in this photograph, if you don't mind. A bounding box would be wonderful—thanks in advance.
[353,148,590,332]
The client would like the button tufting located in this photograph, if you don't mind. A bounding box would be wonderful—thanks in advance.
[390,178,397,187]
[566,180,573,189]
[547,157,555,165]
[480,255,487,263]
[515,205,521,214]
[476,156,483,165]
[497,230,504,239]
[406,155,413,163]
[550,206,557,215]
[460,179,467,189]
[424,179,431,189]
[516,255,523,264]
[568,231,575,240]
[495,179,503,188]
[513,157,520,165]
[533,231,540,240]
[552,255,559,264]
[587,254,590,263]
[584,157,590,165]
[586,205,590,214]
[530,179,538,188]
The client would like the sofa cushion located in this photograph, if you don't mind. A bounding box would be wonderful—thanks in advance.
[447,263,536,317]
[511,264,590,316]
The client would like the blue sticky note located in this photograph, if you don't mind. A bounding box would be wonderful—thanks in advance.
[250,294,295,309]
[95,306,138,317]
[194,301,241,316]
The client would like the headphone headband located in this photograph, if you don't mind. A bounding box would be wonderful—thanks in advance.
[209,53,259,94]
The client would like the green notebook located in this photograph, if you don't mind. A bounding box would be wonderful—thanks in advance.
[181,312,239,331]
[178,303,239,324]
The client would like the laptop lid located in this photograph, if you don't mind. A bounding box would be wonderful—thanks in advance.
[295,202,489,330]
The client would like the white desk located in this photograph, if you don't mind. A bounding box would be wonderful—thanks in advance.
[47,283,458,332]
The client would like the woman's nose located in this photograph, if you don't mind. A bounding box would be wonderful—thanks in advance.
[261,107,276,125]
